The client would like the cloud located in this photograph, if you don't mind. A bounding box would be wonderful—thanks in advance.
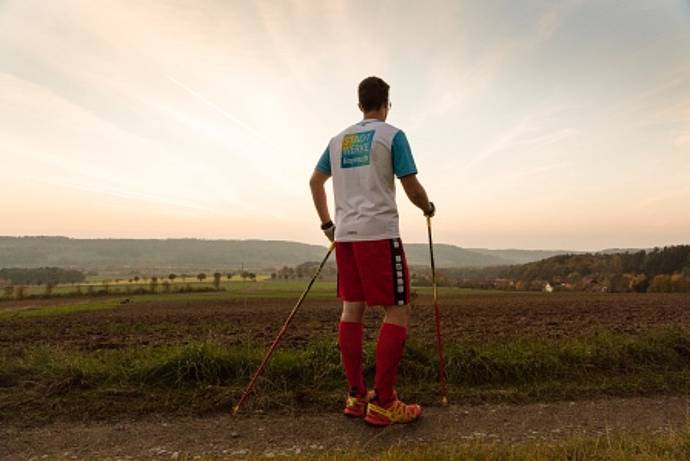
[464,114,579,169]
[466,116,532,167]
[676,134,690,146]
[1,0,689,248]
[536,8,562,43]
[493,160,573,184]
[673,100,690,146]
[167,76,261,138]
[639,183,690,208]
[518,128,580,148]
[642,97,690,147]
[414,1,577,130]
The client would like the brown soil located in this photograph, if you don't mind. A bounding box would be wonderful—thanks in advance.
[2,292,690,354]
[2,396,689,460]
[2,292,690,459]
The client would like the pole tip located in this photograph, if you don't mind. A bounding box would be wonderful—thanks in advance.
[232,405,240,416]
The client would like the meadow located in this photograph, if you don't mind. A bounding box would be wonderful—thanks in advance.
[2,281,690,458]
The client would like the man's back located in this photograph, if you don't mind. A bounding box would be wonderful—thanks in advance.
[308,76,433,427]
[316,119,417,242]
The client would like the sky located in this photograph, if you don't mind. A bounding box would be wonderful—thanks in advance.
[1,0,689,251]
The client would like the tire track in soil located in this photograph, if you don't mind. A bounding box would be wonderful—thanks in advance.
[3,396,690,460]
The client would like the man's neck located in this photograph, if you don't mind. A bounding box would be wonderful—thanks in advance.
[362,110,386,121]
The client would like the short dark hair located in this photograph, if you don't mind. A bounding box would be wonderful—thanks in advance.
[358,76,389,112]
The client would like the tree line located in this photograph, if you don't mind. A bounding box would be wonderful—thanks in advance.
[503,246,690,282]
[0,269,258,300]
[0,267,85,285]
[438,246,690,293]
[271,262,337,280]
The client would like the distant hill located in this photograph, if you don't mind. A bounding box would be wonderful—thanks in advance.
[404,243,512,267]
[429,245,690,293]
[0,236,575,272]
[505,246,690,282]
[466,248,581,265]
[0,237,326,272]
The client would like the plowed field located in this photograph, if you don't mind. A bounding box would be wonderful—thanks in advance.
[2,288,689,354]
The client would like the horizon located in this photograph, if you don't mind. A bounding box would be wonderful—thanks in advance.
[0,234,675,254]
[1,1,689,250]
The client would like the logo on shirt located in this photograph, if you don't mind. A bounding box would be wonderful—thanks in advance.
[341,130,374,169]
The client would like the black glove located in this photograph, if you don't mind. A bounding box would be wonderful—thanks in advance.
[424,202,436,218]
[321,220,335,242]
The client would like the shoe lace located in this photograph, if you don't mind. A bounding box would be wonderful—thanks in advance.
[390,400,415,419]
[346,395,366,408]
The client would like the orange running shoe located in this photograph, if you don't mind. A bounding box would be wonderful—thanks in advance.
[364,395,422,426]
[343,391,372,418]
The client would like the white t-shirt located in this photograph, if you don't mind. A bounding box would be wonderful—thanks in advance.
[315,118,418,242]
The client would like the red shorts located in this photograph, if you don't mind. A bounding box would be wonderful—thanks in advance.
[335,238,411,306]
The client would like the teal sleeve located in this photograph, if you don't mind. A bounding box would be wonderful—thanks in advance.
[315,145,331,175]
[391,130,418,178]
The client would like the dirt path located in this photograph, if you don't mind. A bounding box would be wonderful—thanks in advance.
[3,396,690,460]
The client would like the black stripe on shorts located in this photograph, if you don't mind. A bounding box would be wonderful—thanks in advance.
[389,238,407,306]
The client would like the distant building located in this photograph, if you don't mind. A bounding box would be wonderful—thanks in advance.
[494,278,514,290]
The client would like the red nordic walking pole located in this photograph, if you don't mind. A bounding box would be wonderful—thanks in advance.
[232,242,336,416]
[426,216,449,405]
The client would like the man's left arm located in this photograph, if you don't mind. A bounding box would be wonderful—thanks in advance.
[392,130,435,217]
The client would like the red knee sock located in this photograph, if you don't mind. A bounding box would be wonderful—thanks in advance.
[338,321,366,396]
[374,323,408,406]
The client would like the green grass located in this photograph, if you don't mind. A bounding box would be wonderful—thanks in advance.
[2,329,689,423]
[0,281,503,318]
[237,428,690,460]
[0,299,123,319]
[129,280,340,302]
[1,279,507,304]
[2,278,332,299]
[0,280,340,306]
[0,280,340,318]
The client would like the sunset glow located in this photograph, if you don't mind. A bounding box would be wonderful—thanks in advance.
[1,0,689,250]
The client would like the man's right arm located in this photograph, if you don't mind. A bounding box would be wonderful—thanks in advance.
[400,175,434,216]
[309,170,332,226]
[311,144,335,241]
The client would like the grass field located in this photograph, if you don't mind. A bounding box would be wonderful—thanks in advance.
[2,281,690,458]
[294,432,690,460]
[1,282,689,424]
[0,275,287,298]
[245,428,690,460]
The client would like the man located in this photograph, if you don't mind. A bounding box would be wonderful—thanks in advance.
[309,76,435,427]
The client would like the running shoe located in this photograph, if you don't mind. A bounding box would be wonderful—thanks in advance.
[343,390,372,418]
[364,395,422,426]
